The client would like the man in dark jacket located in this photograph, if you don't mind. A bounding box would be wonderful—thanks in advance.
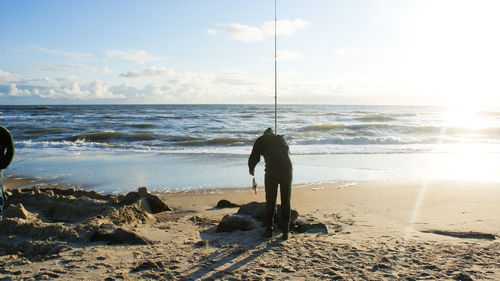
[1,126,15,220]
[248,128,292,239]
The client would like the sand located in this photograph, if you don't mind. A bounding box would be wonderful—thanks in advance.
[1,178,499,280]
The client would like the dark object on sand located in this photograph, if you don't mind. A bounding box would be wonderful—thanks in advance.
[236,201,298,230]
[216,214,260,232]
[454,272,474,281]
[120,190,173,214]
[130,260,165,273]
[90,228,151,245]
[295,222,329,234]
[216,199,239,208]
[146,194,173,213]
[422,230,496,240]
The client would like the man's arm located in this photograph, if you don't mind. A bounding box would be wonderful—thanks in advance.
[248,137,263,175]
[0,126,15,170]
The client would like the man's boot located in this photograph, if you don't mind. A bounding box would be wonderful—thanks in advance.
[264,226,273,238]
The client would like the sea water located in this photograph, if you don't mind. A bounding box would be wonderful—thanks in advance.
[1,104,500,193]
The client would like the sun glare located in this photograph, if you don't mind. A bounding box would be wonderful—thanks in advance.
[442,108,489,129]
[402,0,500,107]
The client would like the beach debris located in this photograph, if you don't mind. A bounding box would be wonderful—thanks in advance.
[130,259,165,273]
[236,201,299,230]
[189,216,218,227]
[3,203,32,219]
[454,272,473,281]
[90,227,151,245]
[294,222,329,234]
[194,240,209,247]
[216,214,260,232]
[137,186,149,197]
[121,188,173,214]
[218,202,331,234]
[215,199,239,208]
[422,230,496,240]
[252,177,258,194]
[33,272,60,279]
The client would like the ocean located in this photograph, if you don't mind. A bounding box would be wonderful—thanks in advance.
[1,104,500,193]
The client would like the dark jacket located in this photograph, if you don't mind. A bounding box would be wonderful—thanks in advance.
[248,133,292,175]
[0,126,15,170]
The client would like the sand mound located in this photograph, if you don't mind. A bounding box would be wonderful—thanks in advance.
[0,185,174,260]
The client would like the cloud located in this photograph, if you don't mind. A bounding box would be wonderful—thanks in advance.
[7,84,32,97]
[208,18,310,42]
[119,66,174,78]
[211,23,264,42]
[206,29,218,36]
[277,50,304,61]
[1,77,124,100]
[213,71,264,85]
[262,19,311,36]
[0,69,18,82]
[106,49,166,64]
[31,46,92,59]
[100,67,112,75]
[35,63,91,72]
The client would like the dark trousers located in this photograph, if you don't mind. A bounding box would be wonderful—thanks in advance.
[265,171,292,232]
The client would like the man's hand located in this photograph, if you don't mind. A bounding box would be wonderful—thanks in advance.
[249,170,254,176]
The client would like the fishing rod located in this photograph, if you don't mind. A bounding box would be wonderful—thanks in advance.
[274,0,277,134]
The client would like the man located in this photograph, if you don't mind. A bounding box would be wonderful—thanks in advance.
[248,128,293,239]
[0,126,15,220]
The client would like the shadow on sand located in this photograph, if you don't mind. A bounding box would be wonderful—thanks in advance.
[181,225,286,281]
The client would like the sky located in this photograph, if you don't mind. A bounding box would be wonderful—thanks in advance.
[0,0,499,106]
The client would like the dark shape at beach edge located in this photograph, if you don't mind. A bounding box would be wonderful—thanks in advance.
[215,201,328,234]
[422,230,496,240]
[215,199,240,208]
[90,227,151,245]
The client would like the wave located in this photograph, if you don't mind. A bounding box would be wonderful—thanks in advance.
[303,124,345,131]
[15,139,118,151]
[66,131,159,142]
[480,111,500,117]
[355,115,396,122]
[294,136,418,146]
[24,127,71,135]
[34,106,52,110]
[177,137,250,147]
[120,123,156,129]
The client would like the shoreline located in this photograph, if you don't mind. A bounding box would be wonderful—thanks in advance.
[1,177,499,280]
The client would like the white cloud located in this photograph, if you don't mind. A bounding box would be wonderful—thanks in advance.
[1,77,124,100]
[277,50,304,61]
[262,19,311,36]
[31,46,92,59]
[209,18,310,42]
[206,29,218,36]
[120,66,174,78]
[0,70,18,82]
[35,63,91,72]
[106,49,166,64]
[214,23,264,42]
[8,84,32,96]
[100,67,112,75]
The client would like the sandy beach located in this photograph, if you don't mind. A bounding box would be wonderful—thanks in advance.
[0,178,499,280]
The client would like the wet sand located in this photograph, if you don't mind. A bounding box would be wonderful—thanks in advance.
[1,178,499,280]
